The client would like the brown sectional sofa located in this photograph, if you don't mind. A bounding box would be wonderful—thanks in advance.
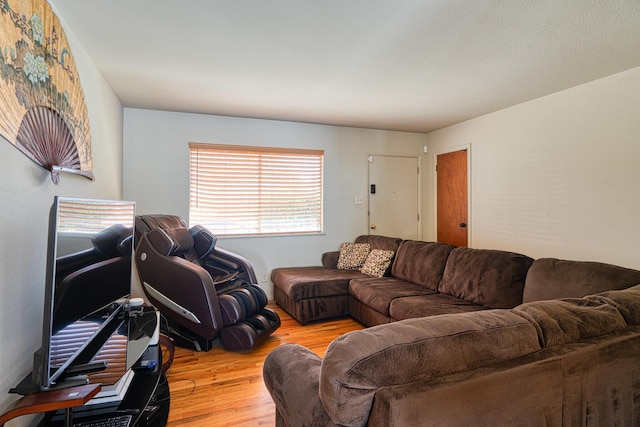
[266,235,640,426]
[272,235,536,326]
[264,285,640,426]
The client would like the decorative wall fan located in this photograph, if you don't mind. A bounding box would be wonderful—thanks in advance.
[0,0,93,184]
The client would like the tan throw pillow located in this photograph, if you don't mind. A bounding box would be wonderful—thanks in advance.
[360,249,395,277]
[337,243,371,270]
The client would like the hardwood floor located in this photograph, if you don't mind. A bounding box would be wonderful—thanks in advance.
[164,305,363,426]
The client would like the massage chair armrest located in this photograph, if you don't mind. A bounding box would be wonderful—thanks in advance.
[207,246,258,284]
[263,344,340,427]
[188,225,254,286]
[135,231,224,339]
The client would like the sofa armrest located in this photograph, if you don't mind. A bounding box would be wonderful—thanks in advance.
[322,251,340,269]
[523,258,640,303]
[263,344,340,427]
[319,310,541,426]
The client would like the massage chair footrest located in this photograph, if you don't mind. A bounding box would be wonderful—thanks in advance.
[219,308,281,352]
[218,284,270,326]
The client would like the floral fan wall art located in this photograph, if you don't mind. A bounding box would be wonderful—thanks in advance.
[1,0,93,184]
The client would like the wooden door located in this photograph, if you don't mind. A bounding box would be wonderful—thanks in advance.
[368,155,419,240]
[437,149,468,247]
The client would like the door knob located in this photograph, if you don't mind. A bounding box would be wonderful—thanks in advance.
[370,224,377,230]
[459,223,467,228]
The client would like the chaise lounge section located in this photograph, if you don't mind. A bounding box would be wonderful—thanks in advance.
[271,235,402,325]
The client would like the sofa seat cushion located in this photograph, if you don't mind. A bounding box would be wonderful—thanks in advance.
[271,266,365,300]
[349,276,436,317]
[390,240,456,290]
[522,258,640,303]
[389,293,488,321]
[439,247,534,309]
[319,310,541,427]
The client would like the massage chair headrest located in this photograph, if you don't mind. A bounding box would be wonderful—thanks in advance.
[145,227,194,257]
[91,224,133,258]
[190,225,217,259]
[118,234,133,256]
[135,214,186,243]
[136,214,218,259]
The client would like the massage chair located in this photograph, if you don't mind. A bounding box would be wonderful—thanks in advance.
[134,214,280,352]
[53,224,133,332]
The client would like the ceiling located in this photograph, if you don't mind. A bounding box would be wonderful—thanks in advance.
[48,0,640,133]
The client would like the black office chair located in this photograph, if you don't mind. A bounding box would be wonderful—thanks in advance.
[134,215,280,352]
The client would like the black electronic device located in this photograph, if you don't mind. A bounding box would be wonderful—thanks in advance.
[31,197,143,391]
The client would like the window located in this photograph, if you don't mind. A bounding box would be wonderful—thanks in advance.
[189,143,324,236]
[57,199,135,234]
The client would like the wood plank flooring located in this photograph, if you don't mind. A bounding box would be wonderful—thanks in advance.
[164,305,363,427]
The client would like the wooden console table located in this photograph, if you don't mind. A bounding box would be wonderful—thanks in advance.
[0,384,100,427]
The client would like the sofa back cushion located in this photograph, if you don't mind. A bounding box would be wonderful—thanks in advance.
[319,310,541,427]
[439,247,534,308]
[354,235,403,252]
[584,284,640,326]
[390,240,456,290]
[522,258,640,303]
[513,297,628,348]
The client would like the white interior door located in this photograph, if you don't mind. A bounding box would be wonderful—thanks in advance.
[368,155,420,240]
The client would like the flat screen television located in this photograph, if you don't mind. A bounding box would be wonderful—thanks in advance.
[31,196,141,391]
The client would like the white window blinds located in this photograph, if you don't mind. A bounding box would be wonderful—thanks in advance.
[57,199,135,233]
[189,143,324,236]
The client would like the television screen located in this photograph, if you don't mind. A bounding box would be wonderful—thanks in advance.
[32,196,136,390]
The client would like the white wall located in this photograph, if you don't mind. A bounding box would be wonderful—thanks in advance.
[123,109,426,297]
[424,66,640,269]
[0,8,123,424]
